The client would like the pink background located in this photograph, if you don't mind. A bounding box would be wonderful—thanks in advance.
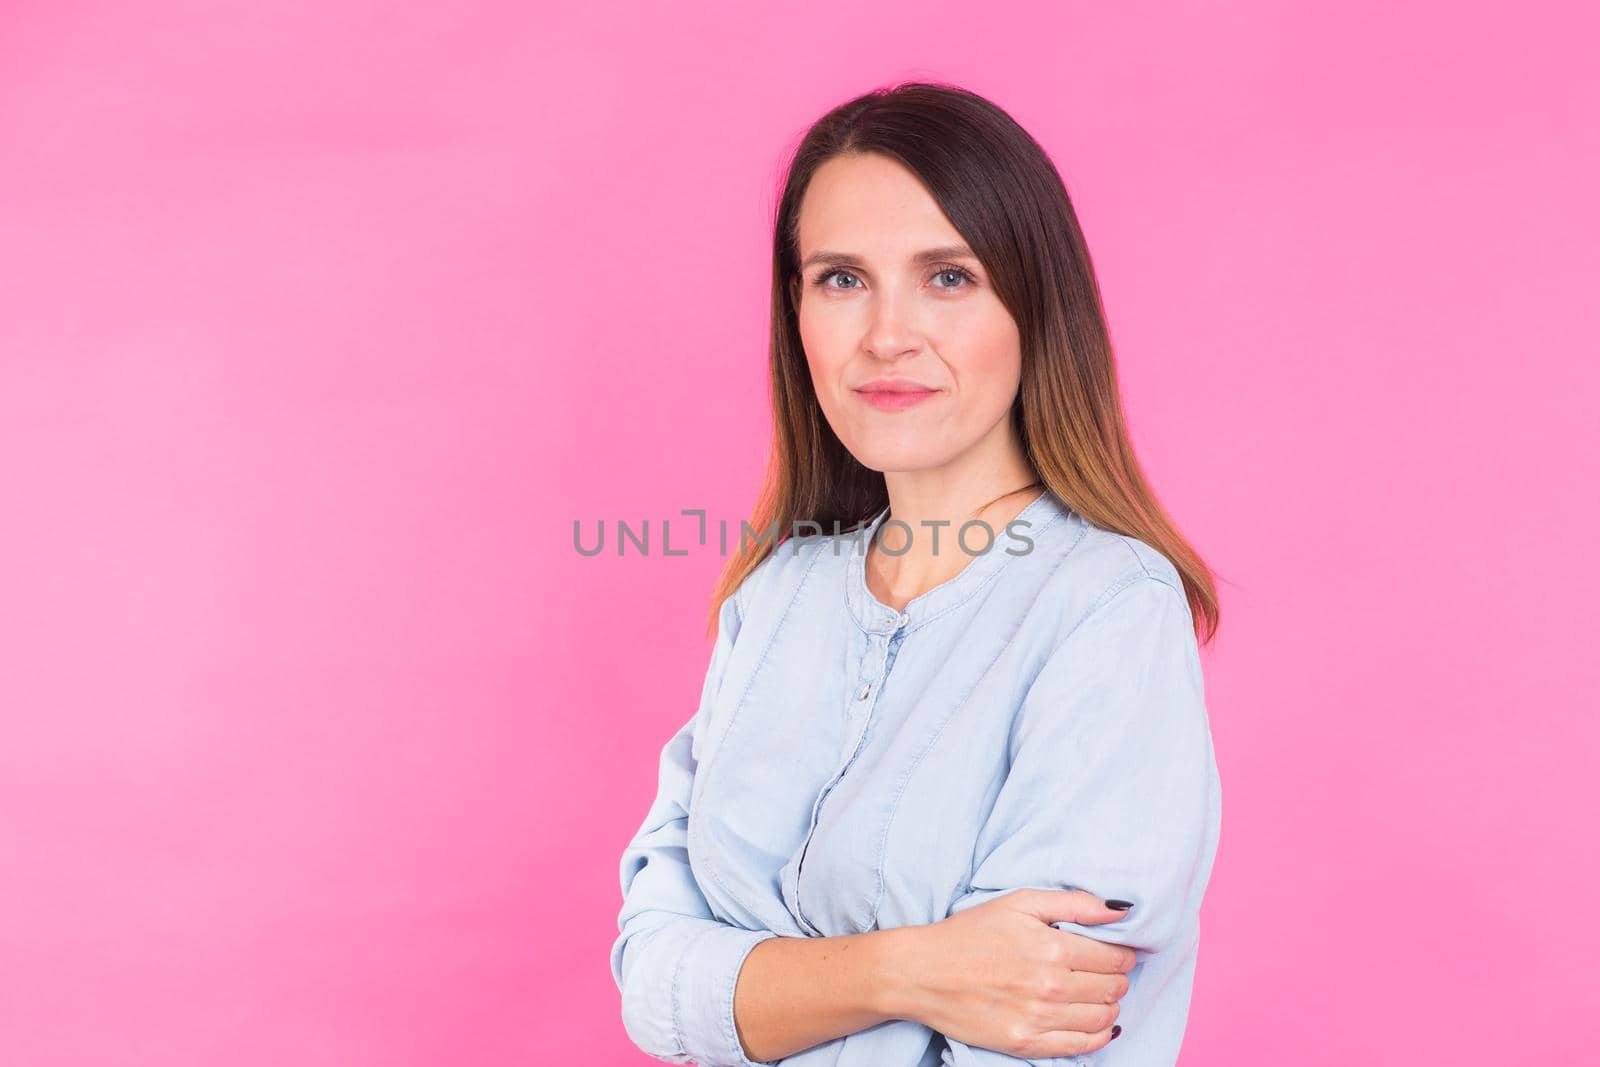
[2,2,1596,1064]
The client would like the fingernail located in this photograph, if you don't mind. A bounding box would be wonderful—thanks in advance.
[1110,1026,1122,1041]
[1105,899,1133,910]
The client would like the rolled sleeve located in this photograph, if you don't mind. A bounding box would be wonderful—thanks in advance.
[611,588,784,1066]
[941,574,1223,1066]
[684,923,783,1065]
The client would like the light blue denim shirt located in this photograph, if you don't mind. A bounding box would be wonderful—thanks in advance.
[610,490,1222,1066]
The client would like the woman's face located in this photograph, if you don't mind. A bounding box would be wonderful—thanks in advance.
[790,152,1023,478]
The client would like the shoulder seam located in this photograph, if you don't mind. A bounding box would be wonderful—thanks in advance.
[1057,571,1186,650]
[1117,534,1153,578]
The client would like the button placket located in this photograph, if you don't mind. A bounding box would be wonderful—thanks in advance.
[793,626,900,935]
[848,629,893,723]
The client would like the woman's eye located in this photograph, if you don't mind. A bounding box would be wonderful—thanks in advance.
[934,269,970,288]
[819,270,860,289]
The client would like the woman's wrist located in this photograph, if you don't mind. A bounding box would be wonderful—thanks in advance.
[866,923,932,1025]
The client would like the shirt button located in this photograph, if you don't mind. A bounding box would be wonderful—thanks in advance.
[896,612,910,628]
[856,682,872,700]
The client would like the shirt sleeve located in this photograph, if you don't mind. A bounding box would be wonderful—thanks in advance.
[609,585,783,1067]
[939,574,1223,1067]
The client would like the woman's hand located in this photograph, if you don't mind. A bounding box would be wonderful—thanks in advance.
[890,888,1136,1060]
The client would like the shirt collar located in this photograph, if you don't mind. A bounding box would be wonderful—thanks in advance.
[844,489,1071,634]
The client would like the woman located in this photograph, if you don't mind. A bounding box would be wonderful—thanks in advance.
[609,82,1223,1067]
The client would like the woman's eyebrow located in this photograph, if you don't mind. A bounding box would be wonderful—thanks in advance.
[799,244,979,270]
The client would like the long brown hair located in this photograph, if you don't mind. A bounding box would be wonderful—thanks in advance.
[707,80,1222,645]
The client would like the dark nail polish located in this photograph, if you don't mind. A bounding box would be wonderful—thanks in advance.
[1105,899,1133,910]
[1110,1025,1122,1041]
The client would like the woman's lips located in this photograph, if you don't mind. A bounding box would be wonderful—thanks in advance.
[856,388,938,411]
